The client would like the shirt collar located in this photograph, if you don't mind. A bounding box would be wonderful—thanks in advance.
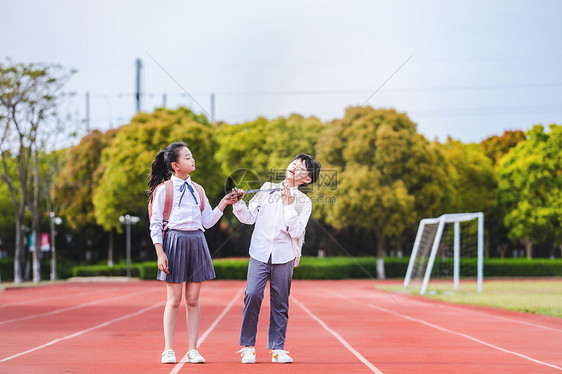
[171,174,191,185]
[276,181,299,191]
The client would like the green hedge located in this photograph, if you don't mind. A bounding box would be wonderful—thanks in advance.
[483,258,562,277]
[1,257,561,282]
[0,258,74,281]
[144,257,562,280]
[72,261,158,279]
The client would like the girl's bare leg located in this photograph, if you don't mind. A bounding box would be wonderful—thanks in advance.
[185,282,202,350]
[163,282,184,350]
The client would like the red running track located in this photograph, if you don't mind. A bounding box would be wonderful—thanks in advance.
[0,279,560,373]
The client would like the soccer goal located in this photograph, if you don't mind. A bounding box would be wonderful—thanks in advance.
[403,213,484,295]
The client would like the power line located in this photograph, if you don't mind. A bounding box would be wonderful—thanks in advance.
[79,82,562,99]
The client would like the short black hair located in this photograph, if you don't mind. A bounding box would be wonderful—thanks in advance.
[292,153,321,185]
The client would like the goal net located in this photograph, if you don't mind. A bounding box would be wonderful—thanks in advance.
[403,213,484,295]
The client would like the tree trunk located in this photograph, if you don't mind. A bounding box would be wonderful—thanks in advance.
[498,243,507,259]
[376,233,385,280]
[522,238,533,259]
[14,217,23,284]
[395,236,403,258]
[108,229,114,267]
[32,150,41,283]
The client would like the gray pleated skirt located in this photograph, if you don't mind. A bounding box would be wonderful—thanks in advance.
[157,229,216,283]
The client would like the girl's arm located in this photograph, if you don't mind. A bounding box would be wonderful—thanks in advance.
[155,243,169,274]
[201,188,225,229]
[149,185,167,245]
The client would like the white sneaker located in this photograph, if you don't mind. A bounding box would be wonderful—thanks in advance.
[237,346,256,364]
[271,349,293,363]
[161,349,176,364]
[186,349,205,363]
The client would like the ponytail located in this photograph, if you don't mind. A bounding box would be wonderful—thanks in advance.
[147,141,188,201]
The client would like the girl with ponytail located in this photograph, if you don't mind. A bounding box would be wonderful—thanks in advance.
[147,141,239,364]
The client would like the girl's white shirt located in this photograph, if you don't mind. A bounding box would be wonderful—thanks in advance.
[232,182,312,264]
[149,174,223,245]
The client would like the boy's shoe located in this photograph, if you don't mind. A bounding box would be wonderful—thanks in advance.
[271,349,293,363]
[161,349,176,364]
[186,349,205,363]
[237,346,256,364]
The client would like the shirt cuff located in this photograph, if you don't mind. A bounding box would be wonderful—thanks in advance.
[152,235,163,245]
[233,200,246,211]
[213,206,224,217]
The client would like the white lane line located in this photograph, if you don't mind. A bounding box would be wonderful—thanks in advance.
[292,296,384,374]
[340,287,562,333]
[489,313,562,332]
[0,300,163,363]
[0,288,158,325]
[169,287,245,374]
[0,288,104,309]
[365,301,562,371]
[431,301,562,333]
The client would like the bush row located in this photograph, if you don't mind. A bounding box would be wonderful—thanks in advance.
[1,257,561,282]
[0,258,74,281]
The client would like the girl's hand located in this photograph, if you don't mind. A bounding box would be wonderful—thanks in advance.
[157,252,169,274]
[294,256,301,268]
[218,189,243,210]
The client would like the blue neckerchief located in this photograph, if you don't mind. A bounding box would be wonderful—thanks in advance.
[179,181,199,207]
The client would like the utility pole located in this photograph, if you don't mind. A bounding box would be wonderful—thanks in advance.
[162,93,167,108]
[85,91,90,132]
[210,93,215,122]
[119,214,140,279]
[135,58,143,113]
[49,212,62,281]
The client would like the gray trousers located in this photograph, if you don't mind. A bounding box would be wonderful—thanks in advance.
[239,256,294,349]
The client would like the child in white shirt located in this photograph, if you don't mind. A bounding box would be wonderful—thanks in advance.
[233,153,321,364]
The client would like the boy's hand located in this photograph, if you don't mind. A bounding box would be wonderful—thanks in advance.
[281,183,295,205]
[232,188,245,201]
[294,256,300,267]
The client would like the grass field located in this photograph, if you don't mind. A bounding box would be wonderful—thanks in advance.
[381,278,562,318]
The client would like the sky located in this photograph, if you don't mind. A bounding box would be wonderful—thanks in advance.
[2,0,561,145]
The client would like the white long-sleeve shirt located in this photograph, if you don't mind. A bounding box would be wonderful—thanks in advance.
[149,174,223,245]
[232,182,312,264]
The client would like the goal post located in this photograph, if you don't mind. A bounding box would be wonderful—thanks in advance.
[404,212,484,295]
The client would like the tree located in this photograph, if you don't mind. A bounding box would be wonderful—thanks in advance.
[216,114,325,186]
[479,130,527,257]
[93,107,222,233]
[480,130,526,169]
[57,129,118,265]
[313,107,451,278]
[0,60,73,283]
[439,139,497,257]
[58,130,117,230]
[496,124,562,259]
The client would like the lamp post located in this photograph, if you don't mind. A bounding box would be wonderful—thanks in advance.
[49,212,63,281]
[119,214,140,279]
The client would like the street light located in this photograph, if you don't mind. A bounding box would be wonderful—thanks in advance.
[119,214,140,279]
[49,212,63,282]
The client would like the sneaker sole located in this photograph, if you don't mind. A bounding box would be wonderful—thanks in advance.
[272,359,293,363]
